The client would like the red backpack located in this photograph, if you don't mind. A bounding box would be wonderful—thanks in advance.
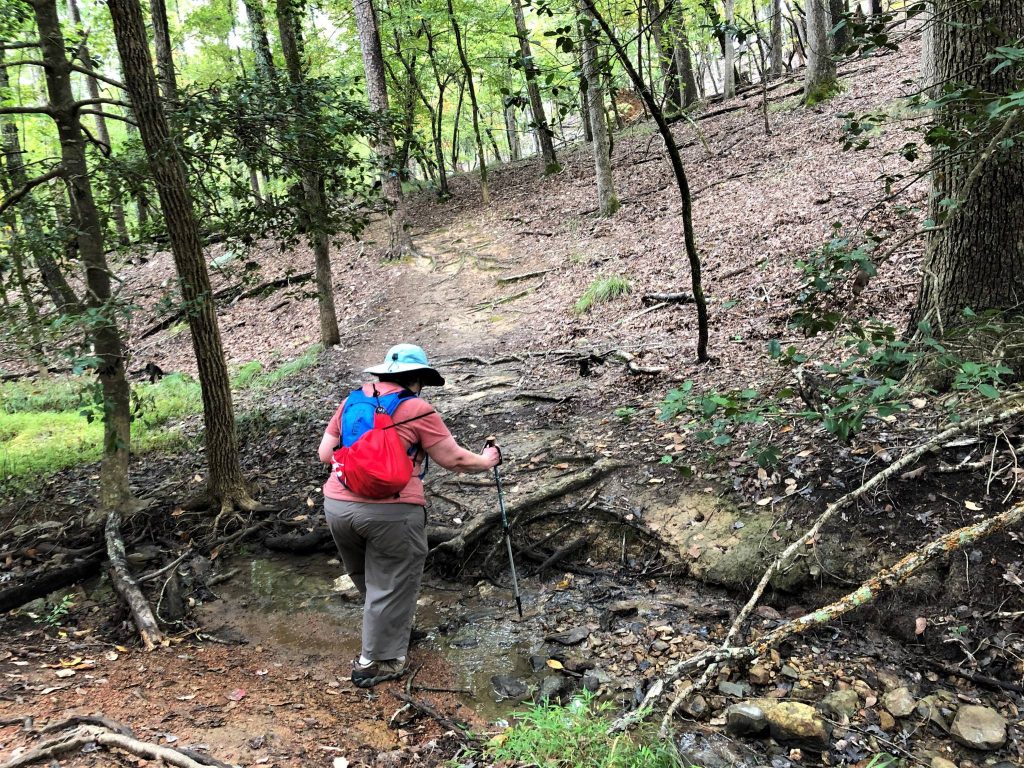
[331,387,432,499]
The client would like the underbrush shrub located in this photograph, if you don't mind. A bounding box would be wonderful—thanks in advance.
[575,276,632,314]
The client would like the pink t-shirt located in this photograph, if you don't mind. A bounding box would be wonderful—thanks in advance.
[323,382,453,506]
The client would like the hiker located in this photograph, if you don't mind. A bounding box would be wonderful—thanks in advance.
[318,343,501,688]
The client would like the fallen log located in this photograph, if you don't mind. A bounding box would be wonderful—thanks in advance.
[0,553,104,614]
[641,292,694,305]
[428,460,626,562]
[264,527,333,554]
[105,510,163,650]
[496,268,554,284]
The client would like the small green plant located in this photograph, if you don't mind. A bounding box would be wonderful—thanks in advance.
[614,406,637,421]
[231,360,264,389]
[575,276,632,314]
[793,225,876,334]
[43,593,75,628]
[487,692,681,768]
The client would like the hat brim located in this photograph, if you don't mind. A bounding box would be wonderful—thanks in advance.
[363,362,445,387]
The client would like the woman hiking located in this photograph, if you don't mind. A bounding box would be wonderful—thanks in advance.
[317,343,501,688]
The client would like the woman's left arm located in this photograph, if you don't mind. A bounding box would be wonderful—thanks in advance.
[318,431,337,464]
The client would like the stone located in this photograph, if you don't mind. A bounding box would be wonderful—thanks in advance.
[609,600,638,615]
[878,711,896,731]
[681,694,708,719]
[822,689,860,720]
[651,640,670,653]
[930,758,957,768]
[718,680,750,698]
[883,687,917,718]
[749,664,772,686]
[781,664,801,679]
[725,702,768,736]
[490,675,530,702]
[949,705,1007,751]
[537,676,564,702]
[876,669,901,691]
[763,701,831,751]
[677,730,765,768]
[375,751,406,768]
[544,627,589,645]
[582,668,611,692]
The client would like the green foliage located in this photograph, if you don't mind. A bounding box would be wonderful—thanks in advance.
[231,360,265,389]
[486,692,682,768]
[243,345,323,390]
[575,276,632,314]
[614,406,637,421]
[43,593,76,628]
[793,226,875,334]
[804,78,845,107]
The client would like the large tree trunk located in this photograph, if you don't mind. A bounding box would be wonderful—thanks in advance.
[803,0,836,102]
[276,1,341,347]
[912,0,1024,336]
[510,0,559,173]
[723,0,736,98]
[579,3,618,216]
[31,0,131,517]
[149,0,177,99]
[242,0,276,82]
[352,0,414,256]
[670,4,698,108]
[446,0,489,203]
[108,0,259,512]
[829,0,849,54]
[645,0,678,112]
[67,0,129,245]
[769,0,784,78]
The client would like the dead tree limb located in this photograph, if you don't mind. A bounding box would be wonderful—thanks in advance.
[390,692,477,742]
[0,554,104,614]
[429,460,626,561]
[642,292,694,305]
[497,268,554,284]
[105,510,163,650]
[1,729,94,768]
[527,534,592,575]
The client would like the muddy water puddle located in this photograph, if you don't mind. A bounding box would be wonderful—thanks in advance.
[198,555,537,721]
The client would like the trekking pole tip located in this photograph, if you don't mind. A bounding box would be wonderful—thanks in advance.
[515,595,524,619]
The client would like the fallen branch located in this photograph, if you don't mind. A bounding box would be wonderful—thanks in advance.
[0,553,104,614]
[641,292,693,305]
[526,534,592,575]
[389,692,477,742]
[429,460,626,561]
[607,349,664,375]
[105,510,164,650]
[497,268,554,284]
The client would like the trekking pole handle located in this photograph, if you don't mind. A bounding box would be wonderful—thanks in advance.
[484,436,503,465]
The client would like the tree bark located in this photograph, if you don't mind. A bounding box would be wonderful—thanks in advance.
[769,0,784,78]
[242,0,276,82]
[670,3,698,108]
[723,0,736,98]
[645,0,678,112]
[352,0,414,256]
[108,0,257,511]
[276,0,341,347]
[149,0,177,99]
[31,0,132,517]
[579,4,618,216]
[829,0,850,54]
[446,0,489,203]
[510,0,559,173]
[505,103,521,160]
[803,0,836,102]
[912,0,1024,335]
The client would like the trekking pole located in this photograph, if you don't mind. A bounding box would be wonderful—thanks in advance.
[487,436,523,619]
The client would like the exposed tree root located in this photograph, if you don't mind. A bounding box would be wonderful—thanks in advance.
[105,510,164,650]
[613,496,1024,734]
[389,692,478,743]
[428,459,626,563]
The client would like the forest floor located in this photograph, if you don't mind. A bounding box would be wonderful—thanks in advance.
[2,33,1023,768]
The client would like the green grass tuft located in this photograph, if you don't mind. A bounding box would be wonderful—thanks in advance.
[230,360,264,389]
[486,693,682,768]
[575,275,632,314]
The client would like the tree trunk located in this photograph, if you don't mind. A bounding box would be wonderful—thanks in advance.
[446,0,489,203]
[579,3,618,216]
[803,0,836,102]
[242,0,276,82]
[450,76,464,170]
[352,0,413,256]
[723,0,736,98]
[504,103,521,160]
[108,0,258,511]
[670,4,698,108]
[276,0,341,347]
[510,0,559,173]
[769,0,784,78]
[829,0,849,54]
[66,0,129,245]
[149,0,177,99]
[30,0,131,516]
[912,0,1024,336]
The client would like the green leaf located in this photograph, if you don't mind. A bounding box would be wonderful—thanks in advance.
[977,383,1000,399]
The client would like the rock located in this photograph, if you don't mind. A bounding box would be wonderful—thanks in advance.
[681,694,708,719]
[718,680,750,698]
[490,675,530,702]
[822,689,860,720]
[676,730,764,768]
[375,751,406,768]
[651,640,670,653]
[609,600,638,615]
[876,669,901,691]
[544,627,589,645]
[749,664,772,686]
[582,669,611,692]
[949,705,1007,751]
[333,574,361,600]
[878,711,896,732]
[537,676,564,702]
[780,664,800,680]
[529,655,548,673]
[883,687,917,718]
[763,701,831,751]
[755,605,783,620]
[725,702,769,736]
[930,758,957,768]
[917,694,953,731]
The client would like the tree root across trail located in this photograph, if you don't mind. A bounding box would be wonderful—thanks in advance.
[611,398,1024,735]
[1,718,236,768]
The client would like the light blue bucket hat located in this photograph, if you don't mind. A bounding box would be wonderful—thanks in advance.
[364,343,445,386]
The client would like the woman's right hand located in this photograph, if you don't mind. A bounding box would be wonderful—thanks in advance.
[482,445,502,468]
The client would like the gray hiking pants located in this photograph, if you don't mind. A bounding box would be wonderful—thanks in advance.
[324,498,428,661]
